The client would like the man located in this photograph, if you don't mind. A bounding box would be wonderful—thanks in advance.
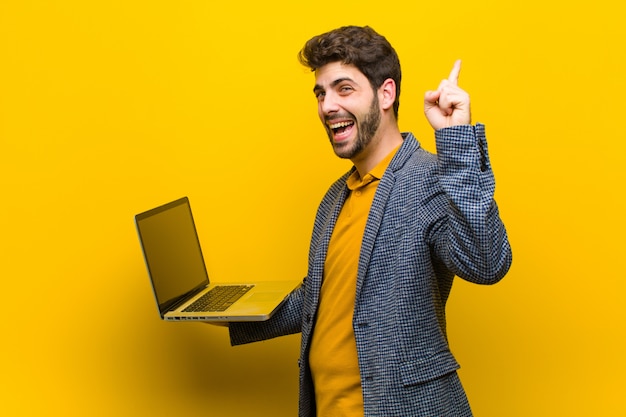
[227,25,512,417]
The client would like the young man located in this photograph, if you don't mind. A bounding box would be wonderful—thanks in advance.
[228,26,512,417]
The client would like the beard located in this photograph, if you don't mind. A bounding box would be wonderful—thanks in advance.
[325,95,381,160]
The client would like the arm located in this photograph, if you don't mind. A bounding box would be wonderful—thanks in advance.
[425,61,512,283]
[433,123,512,284]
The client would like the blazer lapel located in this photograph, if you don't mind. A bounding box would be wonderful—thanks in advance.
[355,135,419,301]
[309,184,350,303]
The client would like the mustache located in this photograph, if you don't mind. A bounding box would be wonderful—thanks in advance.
[324,112,356,124]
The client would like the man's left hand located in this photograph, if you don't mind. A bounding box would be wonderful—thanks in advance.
[424,60,471,130]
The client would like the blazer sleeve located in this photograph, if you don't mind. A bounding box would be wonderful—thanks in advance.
[431,123,512,284]
[228,282,305,345]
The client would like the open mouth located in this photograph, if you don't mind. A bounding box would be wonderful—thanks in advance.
[329,120,355,140]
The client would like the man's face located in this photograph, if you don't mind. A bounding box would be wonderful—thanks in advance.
[313,62,381,160]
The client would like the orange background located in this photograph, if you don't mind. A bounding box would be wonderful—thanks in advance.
[1,1,624,416]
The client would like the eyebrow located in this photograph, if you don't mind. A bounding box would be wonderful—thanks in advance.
[313,77,356,94]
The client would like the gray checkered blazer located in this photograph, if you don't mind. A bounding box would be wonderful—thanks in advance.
[230,124,512,416]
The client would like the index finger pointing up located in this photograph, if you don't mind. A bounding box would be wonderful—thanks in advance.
[448,59,462,85]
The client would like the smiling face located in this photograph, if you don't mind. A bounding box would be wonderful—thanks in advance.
[313,62,382,161]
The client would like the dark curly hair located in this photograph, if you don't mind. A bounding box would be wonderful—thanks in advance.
[298,26,402,119]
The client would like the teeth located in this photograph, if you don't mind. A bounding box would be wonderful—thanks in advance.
[329,121,353,129]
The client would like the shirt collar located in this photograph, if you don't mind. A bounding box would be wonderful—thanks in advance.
[346,145,401,191]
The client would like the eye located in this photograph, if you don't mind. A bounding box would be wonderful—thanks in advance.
[339,85,354,95]
[314,90,326,101]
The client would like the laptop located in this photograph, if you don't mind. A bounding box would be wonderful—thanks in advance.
[135,196,300,322]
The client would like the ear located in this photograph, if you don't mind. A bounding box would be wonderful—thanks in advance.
[378,78,397,112]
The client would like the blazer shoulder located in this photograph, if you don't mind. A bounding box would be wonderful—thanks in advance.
[391,144,438,184]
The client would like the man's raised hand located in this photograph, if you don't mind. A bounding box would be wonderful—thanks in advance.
[424,60,471,130]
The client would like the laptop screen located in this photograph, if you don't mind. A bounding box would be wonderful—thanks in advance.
[135,197,209,317]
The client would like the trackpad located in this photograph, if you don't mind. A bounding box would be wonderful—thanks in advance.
[247,292,281,302]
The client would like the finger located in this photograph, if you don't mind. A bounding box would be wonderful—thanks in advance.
[424,90,440,105]
[448,59,462,85]
[438,88,465,115]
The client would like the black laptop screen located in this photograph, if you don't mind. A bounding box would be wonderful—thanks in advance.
[135,197,208,317]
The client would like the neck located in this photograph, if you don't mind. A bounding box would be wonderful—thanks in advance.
[351,122,403,178]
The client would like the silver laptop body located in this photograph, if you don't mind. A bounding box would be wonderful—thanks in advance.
[135,197,299,322]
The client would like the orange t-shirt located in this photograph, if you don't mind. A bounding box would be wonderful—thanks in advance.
[309,147,398,417]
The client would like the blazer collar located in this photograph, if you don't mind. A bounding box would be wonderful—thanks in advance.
[388,132,420,173]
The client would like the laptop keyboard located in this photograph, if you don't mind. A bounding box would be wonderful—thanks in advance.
[183,285,254,312]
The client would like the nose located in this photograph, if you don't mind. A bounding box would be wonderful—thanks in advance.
[319,91,340,116]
